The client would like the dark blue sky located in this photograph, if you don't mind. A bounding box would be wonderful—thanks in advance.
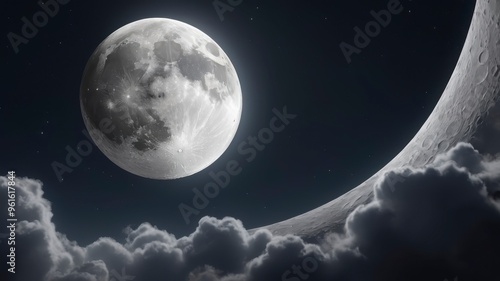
[1,0,475,246]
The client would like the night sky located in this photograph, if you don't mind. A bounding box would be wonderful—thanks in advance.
[3,0,495,280]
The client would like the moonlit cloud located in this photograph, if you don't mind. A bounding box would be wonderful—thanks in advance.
[2,142,500,281]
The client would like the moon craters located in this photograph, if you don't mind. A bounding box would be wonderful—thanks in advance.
[492,65,500,78]
[206,42,220,56]
[475,63,489,84]
[479,49,489,64]
[80,18,242,179]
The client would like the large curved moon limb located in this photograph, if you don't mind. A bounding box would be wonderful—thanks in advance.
[252,0,500,239]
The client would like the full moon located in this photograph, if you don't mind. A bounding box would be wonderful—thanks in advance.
[80,18,242,179]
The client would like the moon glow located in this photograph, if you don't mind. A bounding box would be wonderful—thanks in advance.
[80,18,242,180]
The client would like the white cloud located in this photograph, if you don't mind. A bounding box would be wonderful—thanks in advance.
[2,142,500,281]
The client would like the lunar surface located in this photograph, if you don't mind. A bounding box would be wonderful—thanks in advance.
[252,0,500,239]
[80,18,242,179]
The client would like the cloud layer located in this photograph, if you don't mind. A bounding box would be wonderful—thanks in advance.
[2,142,500,281]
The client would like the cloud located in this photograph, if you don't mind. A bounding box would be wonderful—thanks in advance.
[2,142,500,281]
